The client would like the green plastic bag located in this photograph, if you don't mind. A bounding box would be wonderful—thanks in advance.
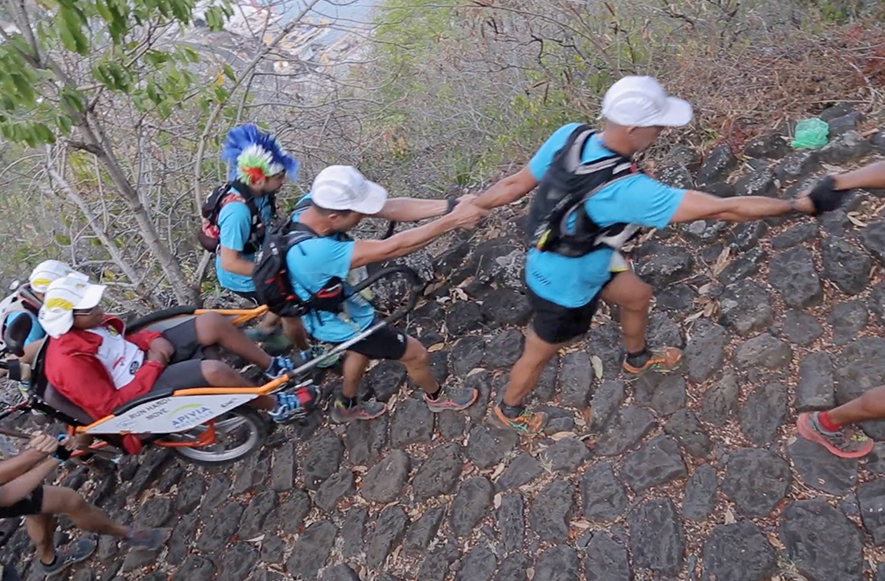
[791,118,829,149]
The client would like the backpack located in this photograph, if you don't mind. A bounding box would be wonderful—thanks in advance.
[526,125,641,258]
[251,223,348,319]
[198,182,276,254]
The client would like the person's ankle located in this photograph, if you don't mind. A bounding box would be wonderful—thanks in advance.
[817,410,843,433]
[425,387,441,401]
[337,394,357,409]
[40,553,57,566]
[498,402,525,418]
[626,346,650,367]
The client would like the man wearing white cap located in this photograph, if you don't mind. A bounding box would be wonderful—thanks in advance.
[38,275,308,423]
[0,261,89,365]
[287,165,487,422]
[474,75,848,434]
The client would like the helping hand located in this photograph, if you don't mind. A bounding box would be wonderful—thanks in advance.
[27,433,58,455]
[449,198,488,230]
[795,175,844,215]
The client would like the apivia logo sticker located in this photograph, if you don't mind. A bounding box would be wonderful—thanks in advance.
[170,404,214,430]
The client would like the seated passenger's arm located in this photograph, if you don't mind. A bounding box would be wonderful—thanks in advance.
[49,355,163,419]
[375,198,449,222]
[0,448,46,486]
[0,458,57,506]
[110,363,166,409]
[350,201,486,269]
[475,167,539,210]
[670,190,810,224]
[126,330,162,352]
[219,246,257,277]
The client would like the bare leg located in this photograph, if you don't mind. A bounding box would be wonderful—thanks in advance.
[600,271,652,354]
[197,360,276,410]
[399,337,437,394]
[282,317,310,351]
[828,386,885,426]
[39,487,127,538]
[342,351,370,399]
[256,312,280,334]
[194,312,272,369]
[21,339,43,366]
[502,330,562,407]
[25,514,56,564]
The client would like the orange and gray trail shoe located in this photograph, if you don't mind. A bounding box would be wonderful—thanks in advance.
[330,399,388,423]
[796,412,874,459]
[493,404,547,435]
[622,346,683,378]
[425,386,479,412]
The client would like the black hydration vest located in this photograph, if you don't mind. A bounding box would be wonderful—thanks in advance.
[251,197,348,318]
[526,125,641,258]
[199,182,277,255]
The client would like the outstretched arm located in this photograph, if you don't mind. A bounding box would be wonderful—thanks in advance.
[0,458,58,506]
[375,198,449,222]
[350,201,487,268]
[670,191,815,224]
[833,160,885,191]
[474,167,539,210]
[0,448,46,486]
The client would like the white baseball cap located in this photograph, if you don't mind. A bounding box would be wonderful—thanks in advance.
[38,275,106,338]
[29,260,88,294]
[601,76,693,128]
[311,165,387,215]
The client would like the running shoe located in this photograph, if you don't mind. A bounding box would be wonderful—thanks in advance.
[796,412,874,459]
[424,386,478,413]
[38,538,95,576]
[622,346,682,378]
[329,399,387,423]
[493,404,547,435]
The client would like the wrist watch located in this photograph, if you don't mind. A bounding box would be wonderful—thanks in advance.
[444,197,457,214]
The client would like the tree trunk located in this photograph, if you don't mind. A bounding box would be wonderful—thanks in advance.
[44,165,164,309]
[77,117,198,305]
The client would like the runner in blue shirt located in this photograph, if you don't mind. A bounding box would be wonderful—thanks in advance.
[287,165,487,422]
[213,124,310,352]
[475,76,848,434]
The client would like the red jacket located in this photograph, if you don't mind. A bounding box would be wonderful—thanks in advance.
[45,315,164,420]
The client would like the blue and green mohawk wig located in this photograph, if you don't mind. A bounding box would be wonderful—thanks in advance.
[222,124,299,185]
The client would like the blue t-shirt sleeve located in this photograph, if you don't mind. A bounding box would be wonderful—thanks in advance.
[322,239,355,280]
[587,174,686,229]
[528,123,583,181]
[217,201,252,253]
[5,311,46,346]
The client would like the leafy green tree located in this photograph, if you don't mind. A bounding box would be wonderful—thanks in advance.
[0,0,232,303]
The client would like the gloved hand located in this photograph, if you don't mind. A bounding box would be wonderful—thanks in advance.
[807,175,843,215]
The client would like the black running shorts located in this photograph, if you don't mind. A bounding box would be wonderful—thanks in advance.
[528,287,602,345]
[346,322,409,361]
[150,320,208,391]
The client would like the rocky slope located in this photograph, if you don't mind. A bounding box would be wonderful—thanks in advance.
[4,104,885,581]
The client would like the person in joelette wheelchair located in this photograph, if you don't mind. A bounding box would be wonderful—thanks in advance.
[37,275,306,426]
[0,260,88,367]
[286,165,487,422]
[0,432,168,577]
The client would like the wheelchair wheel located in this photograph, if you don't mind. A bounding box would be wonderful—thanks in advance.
[166,406,268,467]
